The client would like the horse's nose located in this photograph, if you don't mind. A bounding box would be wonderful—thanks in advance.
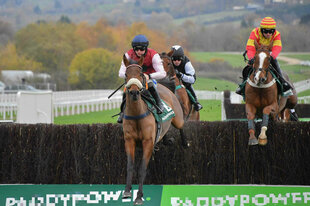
[129,90,140,100]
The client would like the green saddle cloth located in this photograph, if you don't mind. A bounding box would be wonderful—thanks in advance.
[144,97,175,123]
[175,85,196,104]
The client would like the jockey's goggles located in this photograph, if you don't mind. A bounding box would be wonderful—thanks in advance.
[172,56,183,61]
[262,28,275,34]
[133,46,146,51]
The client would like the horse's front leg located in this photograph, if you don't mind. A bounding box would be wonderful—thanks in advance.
[259,104,278,145]
[122,138,136,199]
[246,104,258,145]
[134,138,153,205]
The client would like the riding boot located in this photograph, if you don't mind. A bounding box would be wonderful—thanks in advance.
[236,65,251,95]
[148,80,164,114]
[186,84,203,111]
[271,58,292,92]
[117,93,126,123]
[290,109,299,121]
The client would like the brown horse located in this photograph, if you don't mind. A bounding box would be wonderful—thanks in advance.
[278,73,298,122]
[121,54,184,205]
[160,51,200,121]
[245,40,297,145]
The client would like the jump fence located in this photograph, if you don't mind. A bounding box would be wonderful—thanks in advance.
[0,121,309,185]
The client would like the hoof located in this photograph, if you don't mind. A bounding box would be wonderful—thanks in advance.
[122,191,131,199]
[134,198,143,205]
[248,138,258,145]
[258,138,268,146]
[182,140,190,148]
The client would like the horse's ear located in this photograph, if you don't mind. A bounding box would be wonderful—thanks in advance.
[123,54,129,67]
[268,41,273,51]
[254,40,259,50]
[167,50,174,57]
[138,56,144,67]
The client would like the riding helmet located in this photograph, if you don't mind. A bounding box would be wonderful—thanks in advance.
[131,34,149,48]
[171,45,185,59]
[260,17,276,29]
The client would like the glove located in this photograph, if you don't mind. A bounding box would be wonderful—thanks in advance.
[175,70,183,79]
[248,58,255,65]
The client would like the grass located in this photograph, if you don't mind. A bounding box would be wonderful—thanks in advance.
[173,10,251,26]
[195,77,237,91]
[54,99,222,124]
[281,54,310,61]
[191,51,310,83]
[191,52,245,68]
[54,108,119,124]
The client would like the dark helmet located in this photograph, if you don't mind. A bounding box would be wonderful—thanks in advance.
[131,34,149,48]
[171,45,184,58]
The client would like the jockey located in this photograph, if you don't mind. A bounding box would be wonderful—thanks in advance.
[171,45,203,111]
[236,17,292,95]
[117,34,166,123]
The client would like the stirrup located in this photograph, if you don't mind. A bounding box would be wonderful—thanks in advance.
[194,103,203,111]
[236,87,243,95]
[117,112,124,123]
[156,102,164,114]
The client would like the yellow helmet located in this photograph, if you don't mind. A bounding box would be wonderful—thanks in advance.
[260,17,276,29]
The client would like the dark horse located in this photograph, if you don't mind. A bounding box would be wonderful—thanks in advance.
[160,51,200,121]
[121,55,184,205]
[245,40,297,146]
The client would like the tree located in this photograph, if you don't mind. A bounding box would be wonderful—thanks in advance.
[68,48,122,89]
[15,22,88,90]
[0,43,43,71]
[33,5,41,14]
[0,19,14,47]
[58,15,71,24]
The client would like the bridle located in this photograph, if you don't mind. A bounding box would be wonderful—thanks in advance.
[124,64,150,120]
[125,64,146,91]
[247,49,276,88]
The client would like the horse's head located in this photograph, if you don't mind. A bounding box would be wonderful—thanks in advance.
[160,50,175,80]
[252,40,273,86]
[123,54,145,101]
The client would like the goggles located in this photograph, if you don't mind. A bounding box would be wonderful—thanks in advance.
[262,28,275,34]
[172,56,183,61]
[133,46,146,51]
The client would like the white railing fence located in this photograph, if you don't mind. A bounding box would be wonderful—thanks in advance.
[1,83,310,122]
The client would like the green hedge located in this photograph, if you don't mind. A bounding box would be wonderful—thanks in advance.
[0,121,309,185]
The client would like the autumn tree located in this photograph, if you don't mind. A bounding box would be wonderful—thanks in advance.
[68,48,122,89]
[0,43,43,71]
[14,22,88,90]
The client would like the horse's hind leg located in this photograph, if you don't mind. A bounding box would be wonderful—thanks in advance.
[122,139,136,199]
[180,129,190,148]
[134,138,153,205]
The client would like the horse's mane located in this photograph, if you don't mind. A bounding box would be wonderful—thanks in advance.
[157,77,175,93]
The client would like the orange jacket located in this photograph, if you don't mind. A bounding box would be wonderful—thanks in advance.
[246,27,282,60]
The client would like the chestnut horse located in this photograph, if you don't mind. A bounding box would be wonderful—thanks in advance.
[245,40,297,146]
[121,55,184,205]
[160,51,200,121]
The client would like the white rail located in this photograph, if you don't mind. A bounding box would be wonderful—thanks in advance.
[1,85,310,121]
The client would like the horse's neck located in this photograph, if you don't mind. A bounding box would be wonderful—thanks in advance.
[125,97,147,115]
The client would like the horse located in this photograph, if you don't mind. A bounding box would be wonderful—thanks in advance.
[278,73,298,122]
[121,54,184,205]
[160,51,200,121]
[245,40,297,146]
